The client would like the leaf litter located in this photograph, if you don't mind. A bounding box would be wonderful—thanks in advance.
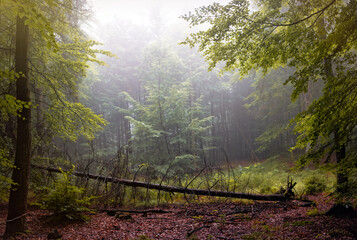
[0,194,356,239]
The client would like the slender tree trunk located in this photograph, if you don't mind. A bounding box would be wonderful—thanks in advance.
[210,100,217,162]
[336,143,348,193]
[117,114,122,155]
[5,15,31,236]
[124,107,131,149]
[157,76,170,155]
[324,56,348,195]
[35,87,44,156]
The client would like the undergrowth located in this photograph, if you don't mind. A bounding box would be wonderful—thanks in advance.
[30,155,339,208]
[33,166,96,221]
[98,155,337,206]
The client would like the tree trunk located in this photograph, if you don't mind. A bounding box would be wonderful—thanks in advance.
[35,87,44,156]
[336,143,348,194]
[5,16,31,236]
[210,100,218,162]
[324,55,349,195]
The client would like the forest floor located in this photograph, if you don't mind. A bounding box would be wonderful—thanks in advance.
[0,194,356,240]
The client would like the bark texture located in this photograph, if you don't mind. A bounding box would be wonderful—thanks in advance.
[5,16,31,236]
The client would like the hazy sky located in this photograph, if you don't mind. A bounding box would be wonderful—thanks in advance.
[89,0,230,25]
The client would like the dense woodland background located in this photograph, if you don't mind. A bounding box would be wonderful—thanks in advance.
[0,0,356,237]
[0,0,305,185]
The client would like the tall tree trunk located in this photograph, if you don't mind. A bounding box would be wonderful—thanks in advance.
[157,76,170,155]
[35,87,44,156]
[210,100,218,162]
[5,16,31,236]
[117,114,122,155]
[324,56,348,195]
[336,143,348,193]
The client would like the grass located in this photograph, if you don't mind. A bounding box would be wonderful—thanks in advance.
[107,155,336,206]
[30,154,337,208]
[178,154,336,198]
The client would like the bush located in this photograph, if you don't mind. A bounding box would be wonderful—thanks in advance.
[304,175,327,195]
[34,167,95,221]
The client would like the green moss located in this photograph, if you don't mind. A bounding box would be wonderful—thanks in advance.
[291,220,314,226]
[307,208,323,217]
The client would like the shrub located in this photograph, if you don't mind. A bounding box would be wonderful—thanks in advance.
[304,175,327,195]
[34,167,95,221]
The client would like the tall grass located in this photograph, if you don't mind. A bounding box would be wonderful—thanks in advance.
[30,155,337,208]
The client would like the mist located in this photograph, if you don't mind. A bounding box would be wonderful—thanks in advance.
[1,1,355,237]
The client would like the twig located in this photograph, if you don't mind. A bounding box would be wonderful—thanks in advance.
[185,167,206,190]
[187,225,210,238]
[0,213,28,225]
[103,209,171,214]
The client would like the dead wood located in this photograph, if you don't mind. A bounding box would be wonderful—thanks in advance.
[31,164,289,201]
[102,209,170,217]
[115,209,170,214]
[187,225,210,238]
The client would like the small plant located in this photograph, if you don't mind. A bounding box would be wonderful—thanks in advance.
[304,175,327,195]
[329,229,353,238]
[307,208,323,217]
[138,235,154,240]
[34,166,95,221]
[241,232,264,240]
[291,220,314,226]
[187,234,199,240]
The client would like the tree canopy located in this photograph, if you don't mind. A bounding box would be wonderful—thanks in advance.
[182,0,357,193]
[1,0,111,235]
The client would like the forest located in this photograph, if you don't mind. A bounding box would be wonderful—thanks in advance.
[0,0,356,239]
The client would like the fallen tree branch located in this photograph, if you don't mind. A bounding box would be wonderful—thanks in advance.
[187,225,210,238]
[115,209,170,214]
[101,209,170,216]
[31,164,288,201]
[0,213,28,225]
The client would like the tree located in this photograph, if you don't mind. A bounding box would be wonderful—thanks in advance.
[1,0,108,236]
[244,68,299,155]
[5,15,31,235]
[124,43,212,177]
[182,0,357,195]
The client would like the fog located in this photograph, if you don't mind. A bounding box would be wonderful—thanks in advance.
[78,0,299,169]
[1,1,355,236]
[89,0,230,25]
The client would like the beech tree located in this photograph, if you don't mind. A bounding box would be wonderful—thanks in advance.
[1,0,109,236]
[182,0,357,195]
[5,15,31,235]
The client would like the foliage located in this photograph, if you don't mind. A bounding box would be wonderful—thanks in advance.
[0,0,111,212]
[304,175,327,195]
[307,208,324,217]
[1,0,111,144]
[182,0,357,195]
[0,148,14,201]
[34,167,95,221]
[123,43,212,177]
[245,68,299,154]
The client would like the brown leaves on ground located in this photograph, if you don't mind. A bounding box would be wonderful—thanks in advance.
[0,194,356,239]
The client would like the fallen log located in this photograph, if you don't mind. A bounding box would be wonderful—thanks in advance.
[31,164,287,201]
